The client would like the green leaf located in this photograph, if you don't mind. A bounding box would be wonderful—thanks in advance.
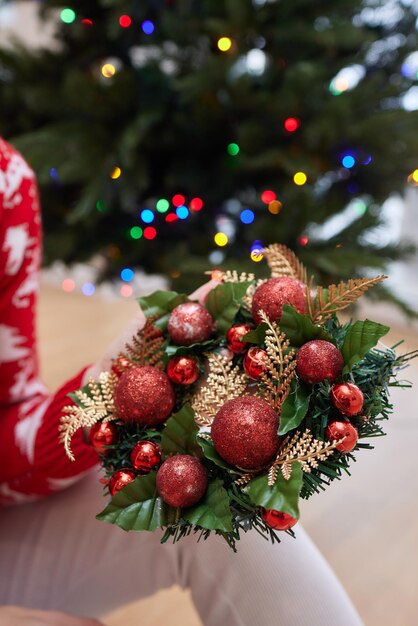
[342,319,390,372]
[279,305,331,346]
[197,436,241,473]
[205,282,252,334]
[96,472,173,531]
[183,479,233,532]
[138,291,189,330]
[245,463,303,519]
[242,322,269,345]
[165,339,218,358]
[279,381,311,435]
[161,404,199,456]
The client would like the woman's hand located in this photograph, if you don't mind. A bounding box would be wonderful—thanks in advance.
[0,606,105,626]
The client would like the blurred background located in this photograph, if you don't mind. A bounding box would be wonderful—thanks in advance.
[1,1,418,624]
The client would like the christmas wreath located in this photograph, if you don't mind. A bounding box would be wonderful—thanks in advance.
[60,245,416,551]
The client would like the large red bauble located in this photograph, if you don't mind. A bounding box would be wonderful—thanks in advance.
[326,420,358,453]
[211,396,280,469]
[262,509,298,531]
[156,455,208,508]
[252,276,306,325]
[130,440,161,472]
[114,365,175,426]
[226,324,252,354]
[109,469,136,496]
[167,302,213,346]
[330,382,364,417]
[88,421,118,455]
[244,347,267,379]
[296,340,343,384]
[167,356,199,385]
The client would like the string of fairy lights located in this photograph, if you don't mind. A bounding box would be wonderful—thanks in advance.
[54,6,418,298]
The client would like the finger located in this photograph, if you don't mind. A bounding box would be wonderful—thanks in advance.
[189,278,221,304]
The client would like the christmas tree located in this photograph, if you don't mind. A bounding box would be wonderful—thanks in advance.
[1,0,417,311]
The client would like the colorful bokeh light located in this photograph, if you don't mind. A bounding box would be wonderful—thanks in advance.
[342,155,356,169]
[82,282,95,296]
[293,172,307,186]
[190,197,203,211]
[62,278,75,292]
[214,232,228,247]
[141,209,154,223]
[156,198,170,213]
[240,209,255,224]
[101,63,116,78]
[261,190,276,204]
[130,226,143,239]
[218,37,232,52]
[144,226,157,240]
[176,206,189,219]
[284,117,300,132]
[119,15,132,28]
[172,194,185,207]
[110,166,121,179]
[268,200,282,215]
[60,8,76,24]
[142,20,154,34]
[227,143,240,156]
[120,268,134,282]
[120,284,133,298]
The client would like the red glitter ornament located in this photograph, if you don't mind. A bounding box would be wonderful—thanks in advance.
[211,396,280,469]
[167,302,213,346]
[156,455,208,508]
[262,509,298,531]
[244,347,267,379]
[89,421,118,455]
[330,382,364,417]
[114,366,175,426]
[109,469,136,496]
[130,440,161,472]
[110,356,131,376]
[326,420,358,453]
[167,356,199,385]
[296,340,343,384]
[226,324,252,354]
[252,276,306,325]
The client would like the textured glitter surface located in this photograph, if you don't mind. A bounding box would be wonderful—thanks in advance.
[167,356,200,385]
[262,509,298,531]
[211,396,280,469]
[296,340,343,384]
[114,365,175,425]
[109,469,136,496]
[252,276,306,325]
[226,323,253,354]
[326,420,358,453]
[156,454,208,507]
[330,382,364,416]
[130,440,161,472]
[88,421,118,455]
[167,302,213,345]
[244,347,268,380]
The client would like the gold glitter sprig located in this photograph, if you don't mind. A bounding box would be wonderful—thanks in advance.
[220,270,256,284]
[267,429,342,485]
[192,353,248,426]
[59,371,117,461]
[257,311,296,411]
[262,243,308,284]
[308,276,386,324]
[112,317,165,374]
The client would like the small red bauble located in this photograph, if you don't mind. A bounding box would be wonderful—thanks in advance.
[252,276,306,325]
[114,365,175,426]
[89,421,118,455]
[244,347,267,379]
[167,302,213,346]
[156,455,208,508]
[211,396,280,469]
[296,340,343,384]
[326,420,359,453]
[262,509,298,531]
[226,324,252,354]
[330,382,364,417]
[130,440,161,472]
[167,356,199,385]
[109,469,136,496]
[110,356,131,376]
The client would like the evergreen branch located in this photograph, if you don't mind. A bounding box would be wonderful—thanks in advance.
[262,244,308,283]
[112,317,165,374]
[311,276,386,324]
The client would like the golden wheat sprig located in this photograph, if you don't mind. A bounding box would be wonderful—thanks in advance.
[262,243,308,283]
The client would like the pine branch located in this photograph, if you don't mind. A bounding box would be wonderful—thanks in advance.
[257,311,297,411]
[192,353,248,426]
[311,276,386,324]
[59,371,117,461]
[262,244,308,283]
[112,317,165,374]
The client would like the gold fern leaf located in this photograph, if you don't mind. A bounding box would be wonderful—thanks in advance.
[112,317,165,374]
[310,276,386,324]
[262,244,308,283]
[59,371,117,461]
[221,270,256,283]
[257,311,297,411]
[192,353,248,426]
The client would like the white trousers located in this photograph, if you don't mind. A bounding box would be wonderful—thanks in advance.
[0,471,363,626]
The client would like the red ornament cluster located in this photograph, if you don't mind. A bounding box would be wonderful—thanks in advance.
[167,356,199,385]
[89,421,118,455]
[226,323,252,354]
[244,347,267,379]
[109,469,136,496]
[326,420,358,453]
[262,509,298,531]
[330,382,364,416]
[130,440,161,472]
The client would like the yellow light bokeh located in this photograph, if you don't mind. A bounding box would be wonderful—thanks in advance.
[101,63,116,78]
[214,232,228,247]
[110,166,122,179]
[250,249,264,262]
[293,171,307,186]
[268,200,282,215]
[218,37,232,52]
[411,169,418,183]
